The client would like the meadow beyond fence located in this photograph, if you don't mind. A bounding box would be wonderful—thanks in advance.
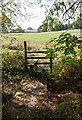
[24,41,53,73]
[1,29,80,52]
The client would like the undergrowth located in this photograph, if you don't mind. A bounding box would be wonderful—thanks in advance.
[2,32,82,120]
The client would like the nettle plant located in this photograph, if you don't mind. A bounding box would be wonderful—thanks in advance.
[46,32,82,63]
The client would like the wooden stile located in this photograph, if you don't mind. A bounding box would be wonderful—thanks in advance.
[24,41,53,73]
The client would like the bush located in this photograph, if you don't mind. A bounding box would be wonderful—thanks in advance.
[54,93,82,119]
[2,50,25,82]
[46,32,82,63]
[46,32,82,92]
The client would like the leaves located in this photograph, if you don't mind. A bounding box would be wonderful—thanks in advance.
[46,32,82,63]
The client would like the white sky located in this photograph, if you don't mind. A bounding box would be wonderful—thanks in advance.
[20,0,54,29]
[21,6,46,29]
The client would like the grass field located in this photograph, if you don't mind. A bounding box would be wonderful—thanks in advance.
[1,29,81,50]
[9,29,80,40]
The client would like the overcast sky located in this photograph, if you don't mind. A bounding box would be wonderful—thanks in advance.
[21,6,46,29]
[20,0,54,29]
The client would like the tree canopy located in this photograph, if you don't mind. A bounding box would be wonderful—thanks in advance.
[38,0,82,32]
[1,0,82,32]
[1,0,42,32]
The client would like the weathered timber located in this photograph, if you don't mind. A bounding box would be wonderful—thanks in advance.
[27,51,45,53]
[27,56,46,59]
[24,41,53,73]
[24,41,27,69]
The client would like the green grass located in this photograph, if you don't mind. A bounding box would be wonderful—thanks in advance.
[1,29,81,50]
[10,32,59,41]
[9,29,80,41]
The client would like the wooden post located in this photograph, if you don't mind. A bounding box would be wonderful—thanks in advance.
[50,52,52,73]
[24,41,27,69]
[29,64,34,76]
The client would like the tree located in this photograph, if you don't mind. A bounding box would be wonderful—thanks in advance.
[46,0,82,28]
[39,0,82,32]
[38,0,82,32]
[71,17,82,29]
[47,16,54,31]
[10,25,24,33]
[0,0,43,33]
[38,22,48,32]
[1,12,12,33]
[38,17,67,32]
[53,18,60,31]
[27,27,33,30]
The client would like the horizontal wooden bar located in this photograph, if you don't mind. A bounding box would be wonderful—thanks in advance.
[36,62,50,64]
[27,56,46,59]
[27,62,50,65]
[27,51,45,53]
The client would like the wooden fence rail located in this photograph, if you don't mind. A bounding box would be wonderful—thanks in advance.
[24,41,53,73]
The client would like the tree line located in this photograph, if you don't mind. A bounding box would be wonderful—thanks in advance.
[38,16,81,32]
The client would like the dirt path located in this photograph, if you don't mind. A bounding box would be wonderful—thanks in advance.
[14,79,48,108]
[3,78,57,111]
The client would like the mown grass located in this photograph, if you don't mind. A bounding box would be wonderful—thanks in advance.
[1,29,80,50]
[9,29,80,41]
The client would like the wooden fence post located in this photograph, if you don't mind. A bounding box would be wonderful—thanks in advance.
[50,52,53,73]
[24,41,27,69]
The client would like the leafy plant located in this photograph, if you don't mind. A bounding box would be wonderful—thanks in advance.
[54,94,82,119]
[2,51,25,82]
[47,32,82,63]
